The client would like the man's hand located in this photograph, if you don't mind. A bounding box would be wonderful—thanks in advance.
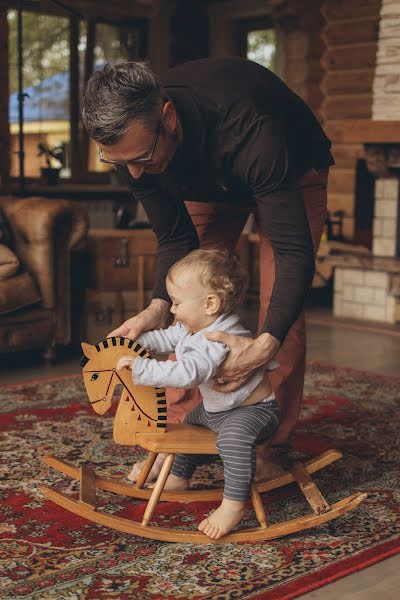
[107,299,170,340]
[205,331,280,392]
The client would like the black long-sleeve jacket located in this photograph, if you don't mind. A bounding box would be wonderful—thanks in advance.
[124,57,334,343]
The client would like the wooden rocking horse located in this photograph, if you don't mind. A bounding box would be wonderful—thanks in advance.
[40,337,367,543]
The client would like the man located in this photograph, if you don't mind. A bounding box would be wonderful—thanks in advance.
[82,57,333,482]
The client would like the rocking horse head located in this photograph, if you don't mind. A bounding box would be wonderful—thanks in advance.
[81,337,167,445]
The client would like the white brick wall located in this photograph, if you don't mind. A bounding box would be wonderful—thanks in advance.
[372,177,399,258]
[364,271,389,288]
[386,296,397,323]
[373,287,387,305]
[382,218,397,237]
[372,0,400,120]
[374,197,397,219]
[363,305,387,321]
[333,267,399,323]
[373,237,397,256]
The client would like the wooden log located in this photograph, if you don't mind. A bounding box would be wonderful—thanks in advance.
[306,83,324,111]
[322,70,375,95]
[330,143,363,169]
[328,168,356,195]
[325,119,400,143]
[322,94,373,120]
[321,0,381,22]
[306,37,326,60]
[322,18,379,46]
[321,43,377,71]
[304,59,325,83]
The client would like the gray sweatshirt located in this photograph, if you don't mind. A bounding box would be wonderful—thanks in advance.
[133,313,278,413]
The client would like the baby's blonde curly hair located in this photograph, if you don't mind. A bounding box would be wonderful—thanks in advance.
[167,248,247,314]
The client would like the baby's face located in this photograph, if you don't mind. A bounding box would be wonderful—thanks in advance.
[166,270,215,334]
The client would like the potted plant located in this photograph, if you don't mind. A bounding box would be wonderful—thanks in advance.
[37,141,65,185]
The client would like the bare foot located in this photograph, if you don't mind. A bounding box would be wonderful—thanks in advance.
[198,498,246,539]
[127,453,167,483]
[148,473,190,491]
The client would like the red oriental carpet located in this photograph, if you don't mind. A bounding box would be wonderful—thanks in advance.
[0,361,399,599]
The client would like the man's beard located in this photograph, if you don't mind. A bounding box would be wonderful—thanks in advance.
[146,130,179,174]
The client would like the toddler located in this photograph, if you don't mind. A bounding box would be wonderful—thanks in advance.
[117,249,280,539]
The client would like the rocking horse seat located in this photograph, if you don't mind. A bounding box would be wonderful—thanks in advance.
[136,422,219,454]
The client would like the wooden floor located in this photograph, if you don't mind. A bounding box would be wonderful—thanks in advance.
[1,311,399,598]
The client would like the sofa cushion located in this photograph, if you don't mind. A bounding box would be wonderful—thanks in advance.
[0,271,41,315]
[0,308,52,352]
[0,244,20,280]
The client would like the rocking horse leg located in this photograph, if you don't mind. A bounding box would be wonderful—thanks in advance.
[291,461,330,514]
[251,485,268,529]
[136,452,159,489]
[142,453,175,527]
[79,464,96,510]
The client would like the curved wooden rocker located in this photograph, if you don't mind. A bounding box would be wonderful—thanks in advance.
[40,337,367,543]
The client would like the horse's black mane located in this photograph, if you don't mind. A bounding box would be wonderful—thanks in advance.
[80,337,147,367]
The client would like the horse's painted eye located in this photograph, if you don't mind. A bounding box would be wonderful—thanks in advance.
[91,373,99,381]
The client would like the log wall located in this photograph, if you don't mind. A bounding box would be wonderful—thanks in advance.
[287,0,325,121]
[320,0,382,240]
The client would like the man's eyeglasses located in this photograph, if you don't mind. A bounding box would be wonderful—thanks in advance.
[98,123,161,167]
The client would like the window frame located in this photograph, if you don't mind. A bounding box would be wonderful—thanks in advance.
[6,3,148,187]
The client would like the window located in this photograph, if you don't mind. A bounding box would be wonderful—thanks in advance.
[8,10,71,179]
[236,18,276,72]
[247,29,276,71]
[8,8,147,183]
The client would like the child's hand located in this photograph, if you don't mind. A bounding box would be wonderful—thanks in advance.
[117,355,136,371]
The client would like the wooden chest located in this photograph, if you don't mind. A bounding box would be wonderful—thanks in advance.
[88,228,157,299]
[83,289,153,344]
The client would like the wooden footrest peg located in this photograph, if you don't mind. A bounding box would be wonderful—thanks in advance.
[251,486,268,528]
[141,453,175,527]
[136,451,158,489]
[291,461,330,515]
[79,464,96,510]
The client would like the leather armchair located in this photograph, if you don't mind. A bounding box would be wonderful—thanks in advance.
[0,196,88,361]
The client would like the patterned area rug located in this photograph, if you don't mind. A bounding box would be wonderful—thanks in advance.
[1,362,399,600]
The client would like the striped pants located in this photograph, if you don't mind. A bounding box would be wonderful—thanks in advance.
[170,398,281,500]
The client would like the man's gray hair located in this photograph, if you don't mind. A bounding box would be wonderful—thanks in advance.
[82,61,165,145]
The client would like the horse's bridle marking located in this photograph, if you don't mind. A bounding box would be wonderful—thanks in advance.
[85,368,157,422]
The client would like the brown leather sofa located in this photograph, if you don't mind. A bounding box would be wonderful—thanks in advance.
[0,196,88,361]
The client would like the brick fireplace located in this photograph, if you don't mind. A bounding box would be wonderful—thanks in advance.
[330,0,400,326]
[332,147,400,324]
